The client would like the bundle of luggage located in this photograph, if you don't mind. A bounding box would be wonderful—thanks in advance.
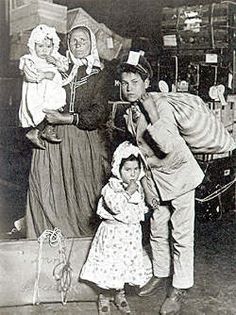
[162,2,236,49]
[150,92,236,154]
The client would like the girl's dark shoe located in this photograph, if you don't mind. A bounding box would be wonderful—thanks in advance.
[98,294,111,315]
[114,289,131,314]
[160,287,188,315]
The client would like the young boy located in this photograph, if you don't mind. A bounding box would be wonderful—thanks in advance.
[117,51,205,315]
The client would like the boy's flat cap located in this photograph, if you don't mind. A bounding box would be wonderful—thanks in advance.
[117,51,153,78]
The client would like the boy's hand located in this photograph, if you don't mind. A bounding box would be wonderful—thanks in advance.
[141,176,160,209]
[139,93,159,124]
[131,103,141,122]
[139,93,154,110]
[126,180,138,196]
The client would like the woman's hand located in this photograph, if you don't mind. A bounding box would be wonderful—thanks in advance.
[139,93,159,124]
[43,109,73,125]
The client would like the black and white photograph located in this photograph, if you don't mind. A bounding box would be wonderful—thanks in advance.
[0,0,235,314]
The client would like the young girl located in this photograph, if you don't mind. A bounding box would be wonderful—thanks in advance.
[19,24,68,149]
[80,141,150,315]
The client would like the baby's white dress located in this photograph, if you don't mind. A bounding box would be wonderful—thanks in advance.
[19,53,67,128]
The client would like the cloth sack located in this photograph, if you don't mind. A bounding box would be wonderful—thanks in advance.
[150,92,236,154]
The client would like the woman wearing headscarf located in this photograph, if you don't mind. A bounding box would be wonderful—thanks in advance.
[26,25,113,238]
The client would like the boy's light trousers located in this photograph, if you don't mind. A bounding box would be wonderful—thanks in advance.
[150,189,195,289]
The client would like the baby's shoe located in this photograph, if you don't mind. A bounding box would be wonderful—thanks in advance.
[26,128,45,150]
[41,125,62,143]
[114,289,131,314]
[98,293,111,315]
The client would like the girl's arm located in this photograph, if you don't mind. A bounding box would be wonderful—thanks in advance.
[46,54,69,73]
[20,57,55,83]
[20,57,39,83]
[102,184,131,215]
[56,55,69,72]
[101,183,145,223]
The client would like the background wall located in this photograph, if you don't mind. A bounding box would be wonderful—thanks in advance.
[55,0,221,38]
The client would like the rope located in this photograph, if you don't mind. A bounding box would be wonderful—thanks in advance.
[33,236,43,305]
[38,227,64,247]
[53,238,74,305]
[196,177,236,203]
[33,228,72,305]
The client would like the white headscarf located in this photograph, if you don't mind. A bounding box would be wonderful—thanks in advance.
[27,24,60,58]
[111,141,146,181]
[64,25,101,85]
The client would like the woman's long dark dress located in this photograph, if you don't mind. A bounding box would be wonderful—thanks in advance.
[26,65,112,238]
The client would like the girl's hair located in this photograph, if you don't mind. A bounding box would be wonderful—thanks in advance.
[119,154,142,172]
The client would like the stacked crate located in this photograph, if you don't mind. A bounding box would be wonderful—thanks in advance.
[9,0,67,60]
[227,94,236,143]
[208,99,235,141]
[195,98,235,213]
[10,0,53,10]
[162,2,236,50]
